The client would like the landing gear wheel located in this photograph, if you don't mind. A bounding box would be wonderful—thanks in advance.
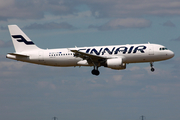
[150,62,155,72]
[151,67,155,72]
[91,69,100,76]
[91,69,96,75]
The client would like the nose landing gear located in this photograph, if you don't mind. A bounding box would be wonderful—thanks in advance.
[150,62,155,72]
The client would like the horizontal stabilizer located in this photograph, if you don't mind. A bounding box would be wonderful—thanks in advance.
[7,53,29,57]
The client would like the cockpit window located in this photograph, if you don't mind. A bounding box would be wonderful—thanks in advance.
[159,47,168,50]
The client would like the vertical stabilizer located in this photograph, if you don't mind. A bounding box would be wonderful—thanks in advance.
[8,25,40,53]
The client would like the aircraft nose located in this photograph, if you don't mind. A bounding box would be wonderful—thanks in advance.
[168,50,175,58]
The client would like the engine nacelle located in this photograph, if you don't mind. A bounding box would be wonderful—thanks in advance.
[105,58,126,70]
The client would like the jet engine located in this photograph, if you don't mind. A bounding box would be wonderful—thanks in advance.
[105,58,126,70]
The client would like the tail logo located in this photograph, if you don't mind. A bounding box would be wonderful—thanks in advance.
[12,35,34,45]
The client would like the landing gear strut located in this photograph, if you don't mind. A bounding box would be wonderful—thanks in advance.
[91,66,100,76]
[150,62,155,72]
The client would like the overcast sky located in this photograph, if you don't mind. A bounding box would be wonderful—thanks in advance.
[0,0,180,120]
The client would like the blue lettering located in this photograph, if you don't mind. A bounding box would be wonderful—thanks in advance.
[90,48,103,55]
[102,47,115,55]
[78,45,147,55]
[86,48,91,53]
[114,47,128,54]
[133,46,146,53]
[128,46,134,54]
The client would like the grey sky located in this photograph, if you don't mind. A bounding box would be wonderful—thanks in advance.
[23,22,75,30]
[0,0,180,120]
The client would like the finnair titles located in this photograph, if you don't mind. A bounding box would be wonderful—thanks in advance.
[6,25,174,76]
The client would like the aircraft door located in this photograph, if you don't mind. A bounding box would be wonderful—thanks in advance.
[38,51,44,61]
[149,45,154,55]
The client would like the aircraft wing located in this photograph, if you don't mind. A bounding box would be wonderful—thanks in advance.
[70,49,107,63]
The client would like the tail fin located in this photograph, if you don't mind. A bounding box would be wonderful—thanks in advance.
[8,25,40,53]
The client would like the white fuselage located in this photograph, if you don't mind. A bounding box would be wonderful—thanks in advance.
[6,25,175,75]
[7,43,174,67]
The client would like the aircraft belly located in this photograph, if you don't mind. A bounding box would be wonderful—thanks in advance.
[43,57,80,66]
[124,54,152,63]
[124,53,170,63]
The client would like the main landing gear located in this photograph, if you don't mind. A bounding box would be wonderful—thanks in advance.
[91,66,100,76]
[150,62,155,72]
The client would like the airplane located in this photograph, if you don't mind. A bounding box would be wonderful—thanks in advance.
[6,25,174,76]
